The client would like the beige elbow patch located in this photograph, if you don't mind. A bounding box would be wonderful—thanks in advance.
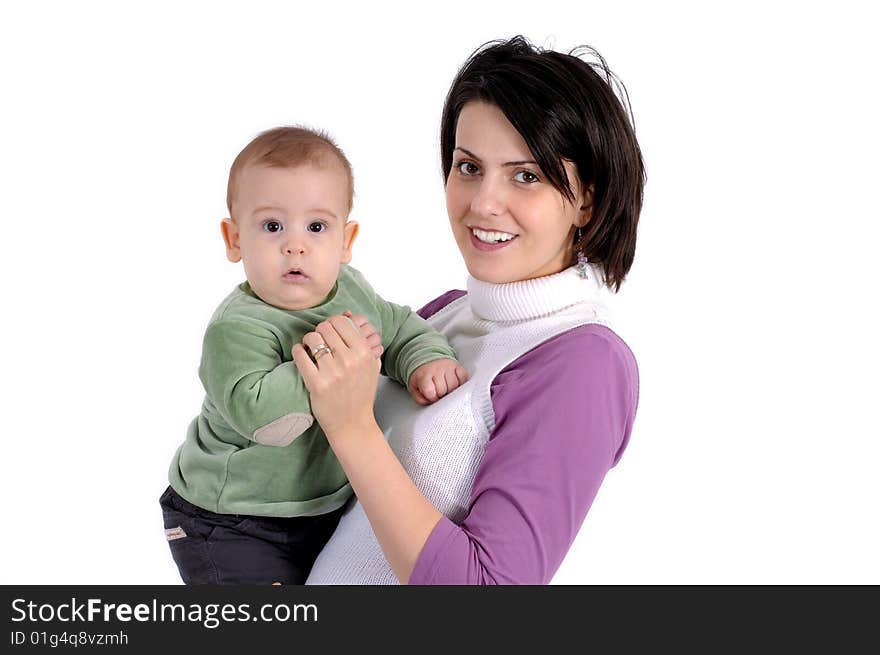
[253,413,314,446]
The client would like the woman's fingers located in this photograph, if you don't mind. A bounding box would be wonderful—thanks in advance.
[299,312,380,387]
[302,331,326,353]
[327,314,365,349]
[293,323,382,438]
[314,319,348,355]
[312,314,374,359]
[291,343,319,390]
[300,332,331,367]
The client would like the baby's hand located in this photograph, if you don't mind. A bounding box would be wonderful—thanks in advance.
[343,310,383,358]
[408,359,469,405]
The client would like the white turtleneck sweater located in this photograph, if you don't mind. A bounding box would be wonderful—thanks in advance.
[306,265,639,584]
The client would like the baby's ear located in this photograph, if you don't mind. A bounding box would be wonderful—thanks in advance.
[341,220,359,264]
[220,218,242,263]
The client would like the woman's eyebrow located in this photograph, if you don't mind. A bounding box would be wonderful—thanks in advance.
[454,147,537,167]
[454,147,481,161]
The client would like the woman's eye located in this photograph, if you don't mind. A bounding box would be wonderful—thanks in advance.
[514,170,539,183]
[263,220,283,233]
[307,222,326,233]
[456,161,480,176]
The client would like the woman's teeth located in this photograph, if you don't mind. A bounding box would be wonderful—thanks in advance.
[472,228,516,244]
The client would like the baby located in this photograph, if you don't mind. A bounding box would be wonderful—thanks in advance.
[161,126,467,585]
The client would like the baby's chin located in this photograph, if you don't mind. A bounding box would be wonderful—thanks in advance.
[253,282,337,312]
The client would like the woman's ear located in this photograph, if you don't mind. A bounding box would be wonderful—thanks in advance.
[578,184,595,227]
[220,218,242,263]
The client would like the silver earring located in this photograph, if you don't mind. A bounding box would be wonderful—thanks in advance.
[574,227,589,279]
[576,252,589,279]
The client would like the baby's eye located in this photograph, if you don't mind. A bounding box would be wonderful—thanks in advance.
[455,161,480,176]
[263,220,283,233]
[513,170,540,184]
[307,221,326,233]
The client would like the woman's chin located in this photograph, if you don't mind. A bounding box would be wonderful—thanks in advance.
[464,261,517,284]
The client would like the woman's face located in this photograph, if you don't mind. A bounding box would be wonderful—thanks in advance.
[445,101,589,284]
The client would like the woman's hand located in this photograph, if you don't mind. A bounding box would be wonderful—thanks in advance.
[291,314,382,440]
[293,312,444,584]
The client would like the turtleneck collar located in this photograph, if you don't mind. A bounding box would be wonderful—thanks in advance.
[466,264,606,323]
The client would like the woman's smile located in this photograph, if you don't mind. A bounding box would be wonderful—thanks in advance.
[469,226,519,251]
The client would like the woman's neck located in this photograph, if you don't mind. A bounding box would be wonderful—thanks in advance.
[466,264,605,323]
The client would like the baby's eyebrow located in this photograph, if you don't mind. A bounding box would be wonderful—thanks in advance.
[306,208,339,221]
[249,205,339,221]
[251,205,284,216]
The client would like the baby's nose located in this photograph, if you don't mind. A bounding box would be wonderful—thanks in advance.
[283,238,306,255]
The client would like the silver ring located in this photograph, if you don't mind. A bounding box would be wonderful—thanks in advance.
[311,343,332,360]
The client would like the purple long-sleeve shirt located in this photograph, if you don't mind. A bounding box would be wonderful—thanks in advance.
[407,290,639,584]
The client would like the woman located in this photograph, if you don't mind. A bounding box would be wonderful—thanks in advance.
[292,36,645,584]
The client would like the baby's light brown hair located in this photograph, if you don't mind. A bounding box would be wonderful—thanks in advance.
[226,126,354,220]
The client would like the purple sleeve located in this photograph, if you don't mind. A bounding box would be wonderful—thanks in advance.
[416,290,467,320]
[408,324,639,585]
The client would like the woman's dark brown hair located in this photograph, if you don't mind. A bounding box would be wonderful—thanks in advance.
[440,36,645,291]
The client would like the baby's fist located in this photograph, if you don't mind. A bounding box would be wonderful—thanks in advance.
[343,310,383,358]
[408,358,468,405]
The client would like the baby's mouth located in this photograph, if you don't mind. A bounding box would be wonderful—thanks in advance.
[283,269,309,281]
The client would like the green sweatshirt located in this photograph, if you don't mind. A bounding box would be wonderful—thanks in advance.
[168,265,457,517]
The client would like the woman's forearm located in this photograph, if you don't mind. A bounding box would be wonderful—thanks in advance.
[291,315,444,583]
[327,418,443,584]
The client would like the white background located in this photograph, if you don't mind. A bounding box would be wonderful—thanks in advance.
[1,1,877,584]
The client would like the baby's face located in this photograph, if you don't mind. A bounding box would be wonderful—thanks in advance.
[223,162,357,310]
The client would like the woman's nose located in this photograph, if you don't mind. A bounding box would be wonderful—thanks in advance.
[470,176,505,218]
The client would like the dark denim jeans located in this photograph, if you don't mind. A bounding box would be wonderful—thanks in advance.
[159,486,343,585]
